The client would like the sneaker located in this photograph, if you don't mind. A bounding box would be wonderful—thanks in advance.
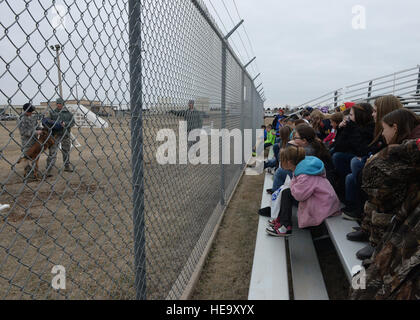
[267,218,279,227]
[266,188,274,195]
[45,171,53,178]
[266,168,275,175]
[265,225,292,237]
[342,210,361,221]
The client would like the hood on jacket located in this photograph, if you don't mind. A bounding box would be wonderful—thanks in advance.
[294,156,325,176]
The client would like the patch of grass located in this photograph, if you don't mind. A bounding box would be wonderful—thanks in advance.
[190,173,264,300]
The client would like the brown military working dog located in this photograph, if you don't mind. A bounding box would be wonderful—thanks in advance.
[16,129,56,180]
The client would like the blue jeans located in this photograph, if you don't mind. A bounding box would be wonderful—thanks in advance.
[345,157,366,207]
[332,152,356,179]
[264,142,272,149]
[264,158,277,169]
[273,168,293,191]
[273,143,280,164]
[264,143,280,169]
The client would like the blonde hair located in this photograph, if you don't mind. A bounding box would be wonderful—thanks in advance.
[280,146,306,167]
[310,109,325,132]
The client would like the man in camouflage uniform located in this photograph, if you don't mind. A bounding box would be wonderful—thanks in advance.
[45,98,75,175]
[169,100,203,149]
[17,103,42,178]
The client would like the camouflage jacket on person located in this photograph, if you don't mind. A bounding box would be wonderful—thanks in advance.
[49,107,75,135]
[18,113,39,140]
[350,140,420,300]
[359,138,420,247]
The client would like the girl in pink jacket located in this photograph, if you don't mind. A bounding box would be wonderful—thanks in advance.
[266,146,341,237]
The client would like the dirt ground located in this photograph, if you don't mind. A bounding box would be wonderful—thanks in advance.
[0,113,246,300]
[190,172,264,299]
[0,118,135,299]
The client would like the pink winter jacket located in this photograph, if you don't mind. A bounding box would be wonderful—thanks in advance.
[290,172,341,228]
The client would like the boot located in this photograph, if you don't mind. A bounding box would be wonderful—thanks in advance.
[45,170,53,178]
[342,209,362,221]
[356,244,374,260]
[346,230,369,242]
[64,164,74,172]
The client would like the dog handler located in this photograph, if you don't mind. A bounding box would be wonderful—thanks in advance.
[17,103,42,178]
[45,98,75,176]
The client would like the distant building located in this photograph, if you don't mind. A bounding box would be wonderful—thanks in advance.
[0,104,47,116]
[40,99,114,116]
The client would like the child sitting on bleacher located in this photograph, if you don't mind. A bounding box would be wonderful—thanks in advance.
[264,124,276,149]
[323,112,343,147]
[264,126,292,170]
[265,146,341,237]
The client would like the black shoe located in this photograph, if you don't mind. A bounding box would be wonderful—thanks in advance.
[352,226,362,232]
[346,230,369,242]
[258,207,271,217]
[342,210,361,221]
[356,244,374,260]
[266,188,274,195]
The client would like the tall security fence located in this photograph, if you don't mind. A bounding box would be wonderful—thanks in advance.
[295,65,420,115]
[0,0,264,299]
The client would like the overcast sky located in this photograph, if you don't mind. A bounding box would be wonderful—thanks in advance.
[1,0,419,110]
[205,0,420,108]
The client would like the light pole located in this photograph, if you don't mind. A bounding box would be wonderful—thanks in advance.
[50,44,63,98]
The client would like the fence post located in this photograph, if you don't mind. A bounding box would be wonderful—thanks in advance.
[240,71,245,166]
[129,0,146,300]
[220,42,227,206]
[367,81,373,100]
[334,91,338,108]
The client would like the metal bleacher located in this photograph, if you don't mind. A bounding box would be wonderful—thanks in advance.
[249,65,420,300]
[293,65,420,115]
[248,147,328,300]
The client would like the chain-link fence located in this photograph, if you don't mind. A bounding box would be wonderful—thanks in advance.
[0,0,264,299]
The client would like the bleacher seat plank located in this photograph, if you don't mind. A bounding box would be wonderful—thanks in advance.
[249,147,290,300]
[325,215,368,281]
[248,213,290,300]
[289,208,329,300]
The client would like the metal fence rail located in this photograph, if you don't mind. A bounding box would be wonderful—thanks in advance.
[0,0,264,299]
[295,65,420,114]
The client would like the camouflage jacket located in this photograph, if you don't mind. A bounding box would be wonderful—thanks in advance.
[18,114,39,140]
[350,140,420,300]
